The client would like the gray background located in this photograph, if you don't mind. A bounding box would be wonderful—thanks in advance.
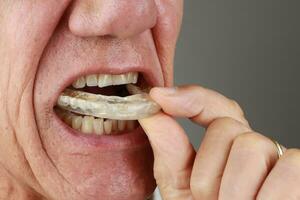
[175,1,300,149]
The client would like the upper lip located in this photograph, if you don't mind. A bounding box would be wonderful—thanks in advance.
[52,65,163,108]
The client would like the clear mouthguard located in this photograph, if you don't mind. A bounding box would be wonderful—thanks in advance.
[57,84,161,120]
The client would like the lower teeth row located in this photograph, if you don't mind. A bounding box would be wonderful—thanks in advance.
[56,109,138,135]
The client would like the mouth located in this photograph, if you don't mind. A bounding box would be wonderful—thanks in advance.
[54,71,160,137]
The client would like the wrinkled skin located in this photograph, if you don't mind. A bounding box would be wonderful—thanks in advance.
[2,1,300,200]
[0,1,182,199]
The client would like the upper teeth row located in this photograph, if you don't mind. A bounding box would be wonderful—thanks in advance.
[72,72,139,89]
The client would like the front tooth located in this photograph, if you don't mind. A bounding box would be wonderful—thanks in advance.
[86,75,98,86]
[98,74,113,88]
[72,77,86,89]
[104,120,112,134]
[93,118,104,135]
[72,116,82,130]
[81,116,94,134]
[112,74,128,85]
[118,120,126,131]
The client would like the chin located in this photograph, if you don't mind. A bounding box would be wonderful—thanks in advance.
[67,145,157,200]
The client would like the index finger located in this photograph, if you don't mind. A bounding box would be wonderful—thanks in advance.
[149,85,250,128]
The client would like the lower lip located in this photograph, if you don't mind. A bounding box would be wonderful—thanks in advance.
[52,111,150,151]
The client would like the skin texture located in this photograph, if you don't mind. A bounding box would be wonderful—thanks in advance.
[139,87,300,200]
[0,1,182,199]
[1,1,300,200]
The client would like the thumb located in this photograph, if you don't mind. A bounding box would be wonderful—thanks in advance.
[139,112,195,200]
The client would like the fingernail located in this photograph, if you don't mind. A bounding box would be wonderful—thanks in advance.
[153,87,178,95]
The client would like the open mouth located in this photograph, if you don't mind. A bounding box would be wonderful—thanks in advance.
[54,72,160,136]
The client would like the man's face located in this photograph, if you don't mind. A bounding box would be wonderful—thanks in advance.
[0,1,183,199]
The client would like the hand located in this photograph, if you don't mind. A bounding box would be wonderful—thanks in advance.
[139,85,300,200]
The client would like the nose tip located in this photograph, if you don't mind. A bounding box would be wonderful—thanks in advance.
[69,0,158,38]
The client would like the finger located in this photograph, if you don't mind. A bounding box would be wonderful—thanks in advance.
[147,85,251,199]
[150,85,249,127]
[139,112,196,200]
[190,117,251,200]
[218,132,278,200]
[257,149,300,200]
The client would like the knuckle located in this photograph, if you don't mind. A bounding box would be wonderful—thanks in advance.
[230,99,245,116]
[232,132,272,154]
[155,169,192,192]
[209,117,242,131]
[231,132,277,168]
[207,117,249,138]
[190,177,215,199]
[179,85,206,115]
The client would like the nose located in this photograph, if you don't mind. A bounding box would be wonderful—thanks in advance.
[69,0,158,38]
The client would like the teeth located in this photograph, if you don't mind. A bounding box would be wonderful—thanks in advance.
[112,74,128,85]
[81,116,94,134]
[93,118,104,135]
[129,72,138,84]
[72,72,139,89]
[86,75,98,87]
[72,77,86,89]
[72,116,82,130]
[56,109,139,135]
[104,120,112,134]
[98,74,113,88]
[56,71,159,133]
[57,88,161,120]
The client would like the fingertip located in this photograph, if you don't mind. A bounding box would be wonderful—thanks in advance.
[150,87,178,97]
